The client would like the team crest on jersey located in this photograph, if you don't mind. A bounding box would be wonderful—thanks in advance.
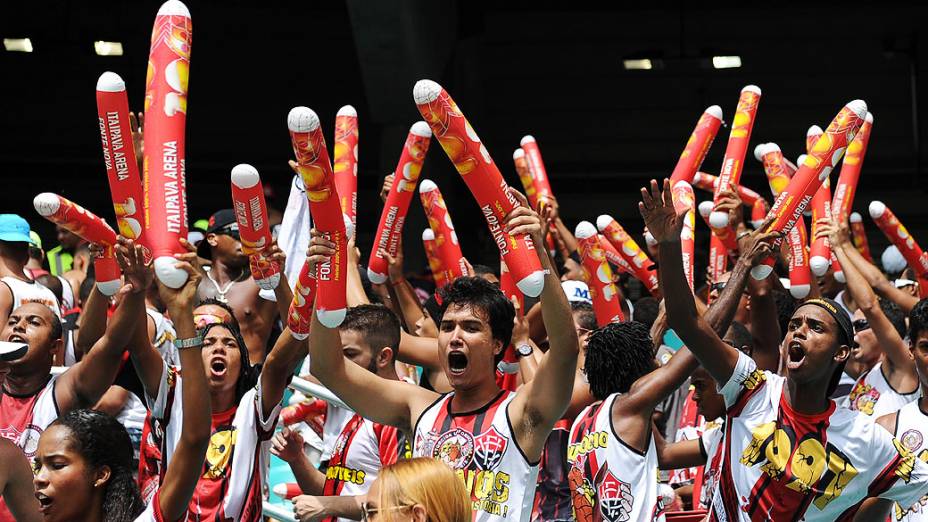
[20,424,43,458]
[598,470,634,522]
[474,426,508,471]
[431,428,475,470]
[901,429,925,453]
[847,381,879,415]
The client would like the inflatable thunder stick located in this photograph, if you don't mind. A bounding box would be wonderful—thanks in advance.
[599,235,633,274]
[809,178,833,276]
[669,105,724,185]
[96,72,146,247]
[750,99,867,280]
[512,149,538,209]
[33,193,121,296]
[230,164,281,290]
[697,200,738,252]
[596,215,659,294]
[832,113,873,222]
[143,0,192,289]
[499,258,524,314]
[849,212,874,262]
[520,136,555,207]
[692,172,762,207]
[413,79,545,297]
[806,125,823,155]
[787,215,812,298]
[698,201,730,284]
[367,122,433,284]
[755,143,795,197]
[333,105,359,236]
[575,222,624,326]
[711,85,761,228]
[419,180,467,284]
[287,260,316,340]
[421,228,450,289]
[870,201,928,286]
[672,181,697,292]
[287,107,348,328]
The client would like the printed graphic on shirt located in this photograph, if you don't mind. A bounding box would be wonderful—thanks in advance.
[895,433,928,520]
[847,381,879,416]
[204,428,237,479]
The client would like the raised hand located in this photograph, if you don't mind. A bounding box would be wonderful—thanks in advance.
[266,239,287,274]
[638,179,687,244]
[715,182,744,229]
[128,111,144,166]
[504,187,545,248]
[305,229,336,276]
[292,496,326,522]
[114,237,153,294]
[380,173,394,203]
[381,237,405,282]
[270,427,306,464]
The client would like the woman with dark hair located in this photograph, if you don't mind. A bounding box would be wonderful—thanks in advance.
[32,241,212,522]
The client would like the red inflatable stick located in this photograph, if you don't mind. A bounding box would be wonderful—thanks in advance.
[33,193,121,296]
[672,181,697,292]
[806,125,823,155]
[367,121,432,284]
[419,179,467,284]
[698,201,730,285]
[599,235,632,274]
[596,215,659,294]
[750,99,867,280]
[575,222,624,326]
[692,172,762,207]
[96,72,146,247]
[787,215,812,298]
[697,200,738,252]
[414,79,545,297]
[519,136,554,207]
[512,149,538,209]
[669,106,724,185]
[832,112,873,222]
[499,258,524,314]
[422,228,450,289]
[809,180,833,276]
[750,199,770,229]
[287,260,316,340]
[143,0,192,289]
[711,85,761,228]
[333,105,359,236]
[497,257,521,390]
[288,107,348,328]
[230,164,281,290]
[849,212,874,263]
[870,201,928,291]
[755,143,795,198]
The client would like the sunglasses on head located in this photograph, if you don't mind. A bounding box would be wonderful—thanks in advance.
[853,318,870,333]
[360,502,410,521]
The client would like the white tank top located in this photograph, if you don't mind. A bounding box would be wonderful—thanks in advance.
[567,393,667,522]
[1,276,60,318]
[413,391,539,522]
[845,361,919,417]
[893,400,928,521]
[145,308,177,367]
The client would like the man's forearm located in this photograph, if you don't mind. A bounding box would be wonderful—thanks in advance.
[659,240,699,332]
[704,256,751,335]
[316,495,363,520]
[290,453,325,496]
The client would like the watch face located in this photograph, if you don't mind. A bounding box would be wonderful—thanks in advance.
[516,344,532,356]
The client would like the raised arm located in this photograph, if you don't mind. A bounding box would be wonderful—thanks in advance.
[305,231,440,433]
[507,188,581,461]
[260,327,307,419]
[270,427,325,495]
[153,260,213,520]
[745,267,782,373]
[383,242,428,333]
[834,222,919,313]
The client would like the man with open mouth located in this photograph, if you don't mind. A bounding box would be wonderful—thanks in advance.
[307,188,580,521]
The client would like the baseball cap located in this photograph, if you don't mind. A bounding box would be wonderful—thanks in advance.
[29,231,42,249]
[0,214,33,244]
[196,209,239,259]
[561,280,592,304]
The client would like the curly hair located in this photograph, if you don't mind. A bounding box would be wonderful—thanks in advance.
[200,321,259,402]
[50,409,144,522]
[438,276,515,364]
[909,299,928,344]
[584,321,656,400]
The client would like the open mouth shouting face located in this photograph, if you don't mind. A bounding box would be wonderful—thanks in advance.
[783,305,849,385]
[201,325,243,395]
[438,304,502,389]
[2,303,60,373]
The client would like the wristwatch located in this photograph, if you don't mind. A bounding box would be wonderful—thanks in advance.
[515,343,534,357]
[173,335,204,350]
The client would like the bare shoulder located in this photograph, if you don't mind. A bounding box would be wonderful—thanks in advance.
[875,411,898,435]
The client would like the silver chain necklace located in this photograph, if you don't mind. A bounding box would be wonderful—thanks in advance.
[204,266,245,303]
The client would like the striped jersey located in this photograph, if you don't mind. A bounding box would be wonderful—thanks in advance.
[892,400,928,521]
[413,390,539,522]
[567,394,666,522]
[710,352,928,521]
[844,360,919,418]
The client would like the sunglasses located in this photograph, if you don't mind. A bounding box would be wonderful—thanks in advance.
[215,225,240,240]
[360,502,410,521]
[853,318,870,333]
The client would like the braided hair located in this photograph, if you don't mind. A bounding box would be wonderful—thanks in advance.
[583,321,656,400]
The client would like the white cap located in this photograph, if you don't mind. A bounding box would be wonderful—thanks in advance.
[643,230,656,246]
[513,148,525,159]
[422,228,435,241]
[520,135,536,146]
[418,179,438,194]
[846,99,868,119]
[704,105,723,120]
[154,256,188,289]
[574,221,596,240]
[809,256,830,277]
[157,0,190,17]
[789,284,811,299]
[230,164,260,189]
[697,200,714,218]
[410,121,432,137]
[833,270,846,284]
[33,193,60,216]
[807,125,824,137]
[797,154,808,166]
[516,270,546,298]
[96,71,126,92]
[413,80,442,104]
[709,210,730,229]
[742,85,762,95]
[96,279,122,296]
[865,112,874,124]
[869,201,886,219]
[287,107,319,133]
[750,264,774,280]
[316,308,347,329]
[882,245,908,274]
[561,280,592,304]
[753,143,769,161]
[336,105,357,117]
[367,268,388,285]
[595,214,614,232]
[850,212,863,223]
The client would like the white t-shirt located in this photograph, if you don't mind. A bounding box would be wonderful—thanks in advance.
[892,400,928,521]
[843,360,919,418]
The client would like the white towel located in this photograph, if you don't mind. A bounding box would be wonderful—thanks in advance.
[260,175,311,301]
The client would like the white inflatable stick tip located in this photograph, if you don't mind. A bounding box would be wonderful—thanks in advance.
[574,221,597,240]
[850,212,863,223]
[96,280,122,297]
[807,125,824,137]
[767,142,781,153]
[256,274,281,291]
[512,148,525,159]
[154,256,189,289]
[833,270,846,284]
[367,269,388,285]
[705,105,723,120]
[516,271,546,298]
[809,256,830,277]
[742,85,762,95]
[519,135,536,146]
[847,100,868,119]
[595,215,614,232]
[751,264,774,280]
[317,308,347,329]
[869,201,886,219]
[697,201,714,217]
[272,484,287,498]
[865,112,874,124]
[672,180,692,192]
[343,215,355,241]
[33,193,60,217]
[709,211,730,229]
[96,71,126,92]
[418,179,438,193]
[230,164,260,189]
[412,80,442,104]
[336,105,357,117]
[753,143,768,161]
[157,0,190,17]
[790,284,811,299]
[797,154,808,165]
[422,228,435,241]
[292,332,309,341]
[287,107,319,133]
[410,121,432,137]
